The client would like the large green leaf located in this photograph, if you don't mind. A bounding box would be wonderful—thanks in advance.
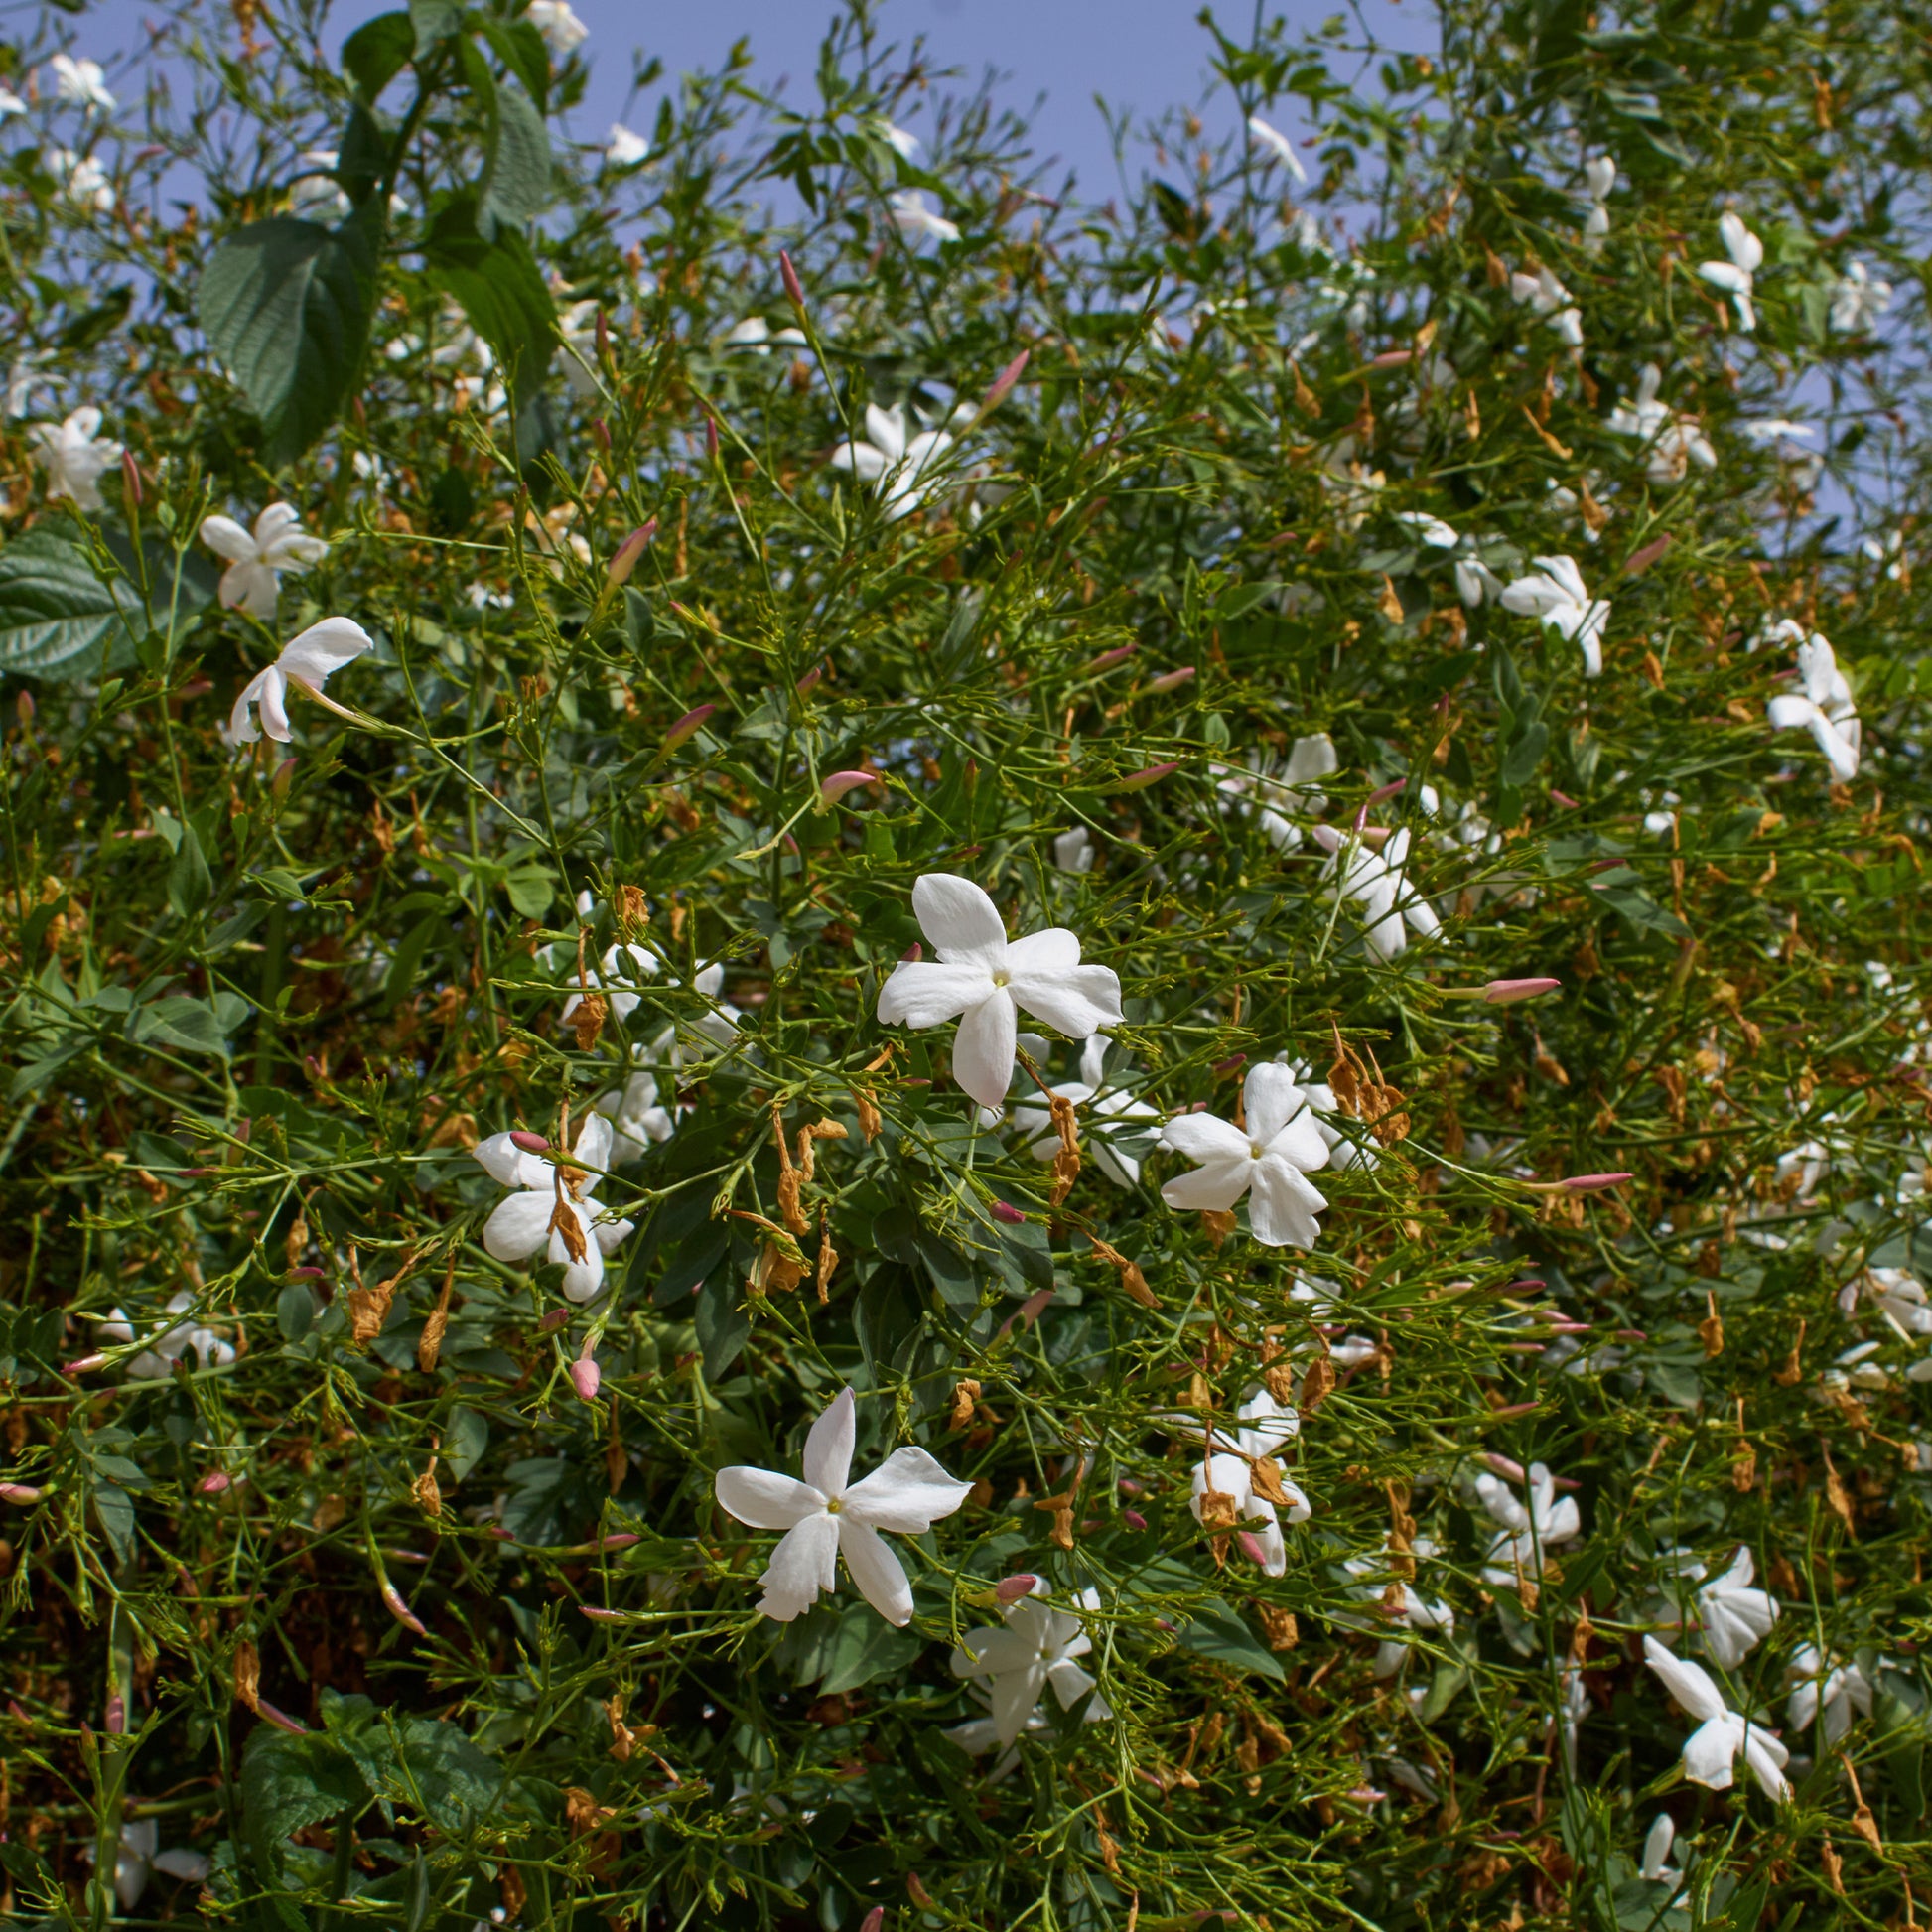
[200,204,382,465]
[341,9,415,99]
[1175,1597,1287,1679]
[241,1727,370,1876]
[0,529,135,678]
[457,42,551,238]
[420,198,556,398]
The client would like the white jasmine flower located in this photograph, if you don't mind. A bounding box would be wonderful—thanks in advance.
[50,55,115,113]
[606,124,649,167]
[27,405,123,508]
[1870,1268,1932,1335]
[1185,1387,1310,1574]
[229,617,374,744]
[950,1584,1111,1746]
[473,1112,635,1304]
[1509,265,1582,346]
[1475,1461,1580,1584]
[1829,261,1891,335]
[1159,1061,1331,1248]
[1273,1056,1375,1171]
[724,316,807,355]
[1009,1035,1160,1186]
[1606,366,1716,484]
[1311,824,1442,961]
[1785,1643,1873,1744]
[0,87,24,118]
[1737,418,1816,448]
[645,960,743,1066]
[873,119,920,160]
[105,1294,236,1381]
[524,0,588,56]
[1396,510,1459,549]
[889,190,959,245]
[289,150,348,221]
[1698,212,1764,332]
[1581,154,1615,252]
[199,503,329,620]
[1766,632,1860,781]
[1246,113,1308,183]
[562,942,662,1028]
[1052,826,1095,873]
[714,1386,971,1625]
[1344,1536,1454,1676]
[1696,1548,1779,1669]
[1455,556,1505,606]
[1642,1635,1790,1799]
[1213,733,1337,852]
[96,1819,209,1909]
[1861,529,1906,580]
[830,403,965,521]
[1638,1815,1686,1896]
[46,146,112,212]
[594,1061,677,1164]
[876,873,1123,1110]
[1499,555,1610,677]
[5,356,54,418]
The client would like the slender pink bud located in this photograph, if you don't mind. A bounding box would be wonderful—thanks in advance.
[198,1471,233,1495]
[1147,666,1195,693]
[64,1353,106,1375]
[995,1574,1038,1603]
[1084,644,1137,673]
[599,1532,640,1551]
[779,249,805,311]
[1484,977,1561,1004]
[580,1605,628,1622]
[992,1201,1028,1224]
[1015,1289,1053,1326]
[510,1130,550,1153]
[1369,346,1414,367]
[901,942,922,962]
[1563,1172,1633,1191]
[1549,789,1581,809]
[569,1346,602,1403]
[1212,1053,1246,1077]
[820,769,879,804]
[1622,531,1672,578]
[1615,1328,1648,1342]
[1115,761,1179,792]
[0,1483,43,1505]
[1121,1508,1148,1531]
[1237,1530,1270,1567]
[1482,1453,1526,1481]
[663,704,716,753]
[106,1692,126,1734]
[607,519,657,587]
[1504,1278,1546,1292]
[256,1699,308,1734]
[705,415,719,460]
[120,449,143,505]
[380,1578,427,1636]
[1354,776,1406,831]
[287,1267,326,1282]
[1487,1400,1540,1419]
[861,1909,886,1932]
[1502,1342,1546,1354]
[1544,1318,1590,1334]
[795,663,826,695]
[594,416,613,452]
[537,1308,571,1333]
[983,348,1031,412]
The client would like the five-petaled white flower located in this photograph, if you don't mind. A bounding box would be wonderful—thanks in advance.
[1213,732,1337,853]
[562,941,662,1030]
[606,123,649,167]
[829,402,969,521]
[1784,1643,1873,1744]
[200,503,330,620]
[46,147,113,212]
[594,1059,678,1164]
[50,55,115,113]
[1344,1535,1455,1677]
[28,405,122,508]
[877,873,1123,1111]
[1184,1387,1310,1575]
[1159,1061,1331,1248]
[1499,555,1610,677]
[1246,113,1308,183]
[951,1584,1112,1747]
[474,1111,635,1303]
[102,1294,236,1381]
[1475,1460,1581,1584]
[1606,366,1717,485]
[889,189,960,245]
[715,1386,972,1625]
[229,617,374,744]
[1830,261,1892,335]
[1311,823,1442,961]
[97,1818,209,1909]
[1009,1035,1160,1185]
[1643,1635,1791,1799]
[524,0,588,55]
[1696,1547,1779,1669]
[1766,631,1860,781]
[1698,212,1764,332]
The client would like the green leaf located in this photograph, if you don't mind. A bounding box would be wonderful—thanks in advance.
[444,1404,488,1482]
[694,1277,750,1377]
[420,198,556,398]
[1499,719,1550,787]
[341,10,416,99]
[200,204,382,466]
[480,76,551,235]
[167,814,213,919]
[338,101,389,205]
[92,1479,136,1563]
[393,1718,502,1830]
[502,864,555,918]
[477,16,551,111]
[129,995,231,1056]
[1176,1598,1286,1679]
[406,0,462,46]
[814,1600,923,1695]
[0,529,136,679]
[241,1727,370,1875]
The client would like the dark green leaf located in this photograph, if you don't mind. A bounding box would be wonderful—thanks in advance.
[167,814,213,919]
[420,198,556,397]
[1176,1598,1286,1679]
[341,11,416,100]
[129,995,231,1056]
[477,17,551,111]
[406,0,461,46]
[241,1727,370,1874]
[694,1277,750,1377]
[0,529,136,679]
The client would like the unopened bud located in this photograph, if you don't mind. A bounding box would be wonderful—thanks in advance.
[1147,665,1196,693]
[0,1483,44,1505]
[779,249,805,312]
[900,942,922,962]
[510,1130,550,1153]
[599,1532,640,1551]
[982,348,1030,413]
[537,1307,571,1334]
[1353,776,1406,830]
[662,704,716,753]
[63,1353,106,1375]
[1237,1530,1270,1567]
[704,415,719,460]
[120,449,143,505]
[819,769,878,805]
[105,1693,126,1734]
[1482,1453,1526,1481]
[1084,644,1136,673]
[1121,1507,1148,1531]
[594,416,612,451]
[198,1471,233,1495]
[1484,977,1561,1004]
[1562,1172,1633,1191]
[860,1910,886,1932]
[607,519,657,587]
[795,662,826,696]
[991,1201,1028,1224]
[569,1349,602,1403]
[1114,761,1179,792]
[380,1578,427,1636]
[995,1574,1038,1603]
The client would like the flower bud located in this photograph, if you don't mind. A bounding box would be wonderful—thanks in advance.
[510,1130,550,1153]
[380,1577,427,1636]
[106,1693,126,1734]
[1482,1453,1526,1481]
[1353,776,1407,830]
[1237,1531,1271,1567]
[120,449,143,505]
[991,1201,1028,1224]
[599,1532,640,1551]
[705,415,720,460]
[198,1471,233,1495]
[795,663,826,696]
[860,1909,887,1932]
[819,769,878,805]
[0,1483,44,1505]
[63,1353,106,1375]
[537,1308,571,1334]
[662,704,717,754]
[1549,788,1581,809]
[995,1573,1038,1603]
[779,249,805,312]
[1083,644,1136,673]
[1114,761,1179,792]
[1562,1172,1633,1191]
[901,942,922,962]
[579,1604,626,1621]
[982,348,1030,413]
[1483,977,1561,1004]
[1147,665,1195,693]
[1120,1507,1148,1531]
[569,1350,602,1403]
[607,519,657,587]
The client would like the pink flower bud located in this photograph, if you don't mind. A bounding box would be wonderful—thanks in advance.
[380,1578,427,1636]
[287,1266,327,1282]
[537,1308,571,1333]
[1369,346,1414,367]
[1354,776,1407,831]
[120,449,143,505]
[1121,1508,1148,1531]
[820,769,879,805]
[1549,789,1581,809]
[662,704,717,753]
[995,1574,1039,1603]
[1503,1278,1546,1293]
[1502,1342,1546,1354]
[1543,1318,1590,1334]
[705,415,720,460]
[198,1471,233,1495]
[1563,1172,1633,1191]
[594,416,613,451]
[1487,1400,1541,1420]
[1237,1530,1270,1567]
[256,1698,308,1734]
[992,1201,1028,1224]
[983,348,1030,412]
[780,249,805,311]
[795,663,826,695]
[579,1604,626,1621]
[569,1351,602,1403]
[510,1129,550,1153]
[1484,977,1561,1004]
[901,942,922,962]
[607,519,658,587]
[0,1483,43,1505]
[63,1353,106,1375]
[1212,1053,1246,1077]
[1114,761,1180,792]
[1147,666,1196,693]
[1615,1328,1648,1342]
[106,1693,126,1734]
[599,1532,640,1551]
[861,1909,887,1932]
[1084,644,1137,673]
[1482,1453,1526,1481]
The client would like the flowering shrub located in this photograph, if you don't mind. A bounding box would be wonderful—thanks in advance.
[1,0,1929,1926]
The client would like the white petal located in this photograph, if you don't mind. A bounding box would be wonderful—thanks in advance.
[1004,926,1081,976]
[837,1518,915,1625]
[483,1190,551,1263]
[803,1387,857,1496]
[912,873,1008,967]
[1161,1113,1251,1163]
[990,1661,1049,1743]
[1680,1715,1741,1789]
[842,1446,973,1532]
[758,1514,841,1621]
[200,514,256,563]
[473,1132,529,1185]
[1161,1157,1254,1213]
[1243,1062,1305,1147]
[277,617,374,689]
[951,988,1019,1109]
[1009,964,1123,1039]
[1248,1156,1327,1247]
[877,960,994,1029]
[1643,1634,1727,1725]
[716,1467,827,1531]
